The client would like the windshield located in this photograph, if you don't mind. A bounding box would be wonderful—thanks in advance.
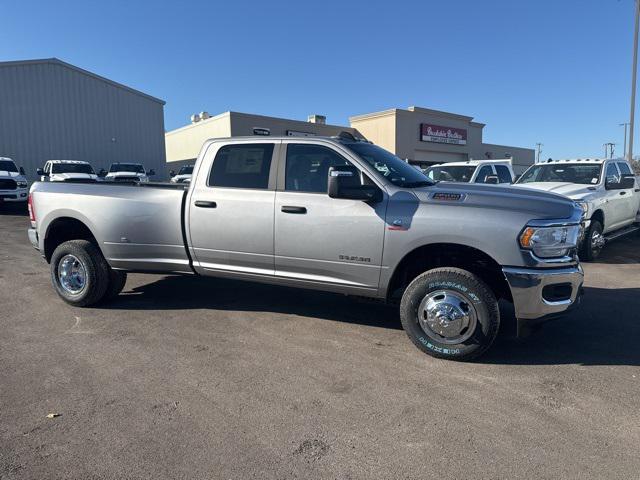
[51,163,95,175]
[110,163,145,173]
[424,165,476,182]
[517,164,602,185]
[0,160,18,173]
[345,143,433,188]
[178,166,194,175]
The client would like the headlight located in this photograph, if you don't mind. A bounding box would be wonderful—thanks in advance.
[17,181,28,188]
[519,225,581,258]
[575,201,589,218]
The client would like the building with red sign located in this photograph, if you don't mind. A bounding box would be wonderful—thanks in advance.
[350,106,534,173]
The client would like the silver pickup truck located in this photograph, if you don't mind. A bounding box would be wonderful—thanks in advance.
[28,135,584,361]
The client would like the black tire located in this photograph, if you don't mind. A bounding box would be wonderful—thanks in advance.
[579,220,603,262]
[50,240,110,307]
[399,267,500,361]
[101,269,127,302]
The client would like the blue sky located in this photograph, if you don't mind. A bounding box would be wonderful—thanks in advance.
[0,0,638,159]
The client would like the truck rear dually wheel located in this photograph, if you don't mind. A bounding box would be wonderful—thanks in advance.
[50,240,110,307]
[399,268,500,361]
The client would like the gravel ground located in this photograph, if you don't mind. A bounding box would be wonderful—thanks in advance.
[1,203,639,479]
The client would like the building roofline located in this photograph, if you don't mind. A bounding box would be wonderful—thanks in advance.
[482,142,535,152]
[350,106,483,125]
[165,110,358,136]
[0,57,165,105]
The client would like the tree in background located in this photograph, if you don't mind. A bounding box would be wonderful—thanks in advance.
[633,158,640,174]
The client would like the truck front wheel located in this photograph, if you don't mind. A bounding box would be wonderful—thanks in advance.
[50,240,110,307]
[579,220,604,261]
[399,268,500,361]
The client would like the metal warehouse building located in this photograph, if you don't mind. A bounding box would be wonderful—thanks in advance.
[0,58,166,181]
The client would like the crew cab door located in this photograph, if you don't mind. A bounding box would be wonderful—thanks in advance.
[187,140,280,276]
[616,162,640,223]
[273,142,386,292]
[603,162,627,231]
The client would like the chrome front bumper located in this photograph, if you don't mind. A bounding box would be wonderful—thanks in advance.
[502,265,583,320]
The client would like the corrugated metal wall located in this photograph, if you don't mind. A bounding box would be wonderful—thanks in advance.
[0,60,166,181]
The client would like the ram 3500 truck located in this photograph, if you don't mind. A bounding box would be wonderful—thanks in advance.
[27,135,584,361]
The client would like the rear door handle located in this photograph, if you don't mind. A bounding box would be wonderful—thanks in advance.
[194,200,217,208]
[620,191,627,196]
[281,205,307,214]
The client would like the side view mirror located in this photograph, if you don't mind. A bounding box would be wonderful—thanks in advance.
[169,170,176,178]
[98,168,107,177]
[19,166,25,175]
[485,175,499,184]
[605,176,628,190]
[327,165,382,202]
[36,168,45,176]
[148,169,156,176]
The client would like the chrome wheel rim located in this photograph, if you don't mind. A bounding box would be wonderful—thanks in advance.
[58,254,86,294]
[591,229,605,251]
[418,290,478,345]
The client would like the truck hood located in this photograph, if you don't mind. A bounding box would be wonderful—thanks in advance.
[171,174,191,182]
[511,182,597,200]
[105,171,147,178]
[413,182,580,221]
[50,173,98,181]
[0,171,25,180]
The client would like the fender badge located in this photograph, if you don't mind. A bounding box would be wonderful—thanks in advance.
[432,192,465,201]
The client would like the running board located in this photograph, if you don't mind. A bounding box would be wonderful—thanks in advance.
[605,224,640,243]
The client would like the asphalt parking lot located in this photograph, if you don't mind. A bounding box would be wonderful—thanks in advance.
[1,204,639,480]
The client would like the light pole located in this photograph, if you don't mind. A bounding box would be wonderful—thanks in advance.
[604,142,616,158]
[628,0,640,161]
[535,143,543,163]
[620,122,630,156]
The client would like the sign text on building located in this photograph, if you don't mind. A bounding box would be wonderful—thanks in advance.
[420,123,467,145]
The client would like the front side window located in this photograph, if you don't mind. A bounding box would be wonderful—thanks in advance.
[51,163,95,174]
[0,160,18,172]
[475,165,494,183]
[495,165,512,183]
[208,144,274,189]
[285,144,351,193]
[605,163,620,183]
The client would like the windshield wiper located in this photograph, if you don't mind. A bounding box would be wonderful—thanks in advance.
[401,180,433,188]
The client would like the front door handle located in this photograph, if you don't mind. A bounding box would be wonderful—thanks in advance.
[620,191,627,196]
[281,205,307,214]
[194,200,217,208]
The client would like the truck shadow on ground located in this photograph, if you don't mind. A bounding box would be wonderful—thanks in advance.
[587,235,640,264]
[0,203,28,216]
[109,276,639,366]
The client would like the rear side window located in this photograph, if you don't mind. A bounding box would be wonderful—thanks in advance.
[617,162,633,175]
[475,165,494,183]
[495,165,512,183]
[208,144,274,189]
[285,144,352,193]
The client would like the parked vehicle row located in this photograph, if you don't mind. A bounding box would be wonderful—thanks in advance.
[421,157,640,260]
[28,135,584,361]
[515,158,640,260]
[0,157,29,203]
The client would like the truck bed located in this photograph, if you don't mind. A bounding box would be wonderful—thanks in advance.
[31,181,192,273]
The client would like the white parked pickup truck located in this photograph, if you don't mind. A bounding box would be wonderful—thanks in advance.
[514,158,640,260]
[423,159,515,184]
[105,163,155,183]
[37,160,99,182]
[0,157,29,203]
